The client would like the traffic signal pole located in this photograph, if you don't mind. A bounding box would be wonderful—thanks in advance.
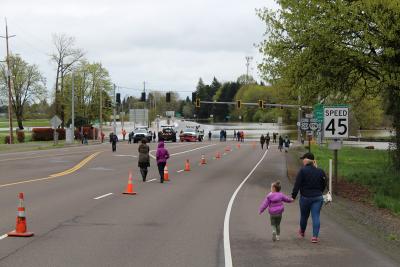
[113,84,116,135]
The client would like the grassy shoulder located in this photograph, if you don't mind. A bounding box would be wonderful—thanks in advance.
[292,144,400,215]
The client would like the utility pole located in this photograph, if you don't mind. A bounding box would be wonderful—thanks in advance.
[245,56,253,84]
[298,94,302,143]
[1,19,16,144]
[99,83,102,140]
[71,72,75,132]
[113,84,116,135]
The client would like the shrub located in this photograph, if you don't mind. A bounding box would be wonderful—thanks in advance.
[16,130,25,143]
[3,135,10,144]
[31,128,66,141]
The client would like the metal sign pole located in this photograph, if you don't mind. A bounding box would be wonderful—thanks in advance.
[333,148,338,195]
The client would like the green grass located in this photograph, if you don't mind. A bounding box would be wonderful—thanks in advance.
[0,119,49,128]
[298,144,400,215]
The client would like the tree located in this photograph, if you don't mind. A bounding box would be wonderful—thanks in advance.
[62,61,113,126]
[258,0,400,169]
[51,34,84,127]
[0,55,46,129]
[237,74,256,85]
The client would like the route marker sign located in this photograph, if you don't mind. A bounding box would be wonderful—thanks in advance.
[323,106,349,139]
[50,115,62,129]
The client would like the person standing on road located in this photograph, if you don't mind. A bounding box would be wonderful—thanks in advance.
[138,138,150,182]
[283,135,290,153]
[260,134,266,150]
[265,133,271,149]
[156,141,170,183]
[236,131,241,142]
[278,135,284,152]
[273,133,277,143]
[153,132,156,142]
[292,152,327,243]
[208,131,212,141]
[233,130,236,141]
[111,133,118,152]
[259,181,293,241]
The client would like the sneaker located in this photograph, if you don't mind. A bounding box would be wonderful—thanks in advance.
[276,235,280,241]
[272,231,277,242]
[311,237,319,243]
[298,229,305,238]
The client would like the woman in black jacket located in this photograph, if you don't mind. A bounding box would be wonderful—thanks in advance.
[292,152,327,243]
[138,138,150,182]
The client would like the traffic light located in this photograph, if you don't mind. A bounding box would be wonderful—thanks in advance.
[258,100,264,109]
[192,92,197,103]
[195,98,200,108]
[236,100,242,109]
[166,92,171,102]
[116,93,121,104]
[141,92,146,102]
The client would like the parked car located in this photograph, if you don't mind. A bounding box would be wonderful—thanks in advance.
[132,129,152,143]
[179,128,203,142]
[159,126,177,142]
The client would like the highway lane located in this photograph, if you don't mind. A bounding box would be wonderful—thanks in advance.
[230,146,398,267]
[0,141,396,266]
[0,141,253,266]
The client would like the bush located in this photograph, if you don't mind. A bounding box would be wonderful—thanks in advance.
[31,128,66,141]
[16,130,25,143]
[3,135,10,144]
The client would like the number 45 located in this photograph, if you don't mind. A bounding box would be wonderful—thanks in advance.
[326,118,347,135]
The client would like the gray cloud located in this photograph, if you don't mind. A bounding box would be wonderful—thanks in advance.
[1,0,278,99]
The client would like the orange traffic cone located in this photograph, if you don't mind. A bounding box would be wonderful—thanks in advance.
[164,165,170,181]
[215,151,221,159]
[237,143,241,149]
[123,172,137,195]
[225,146,231,152]
[200,154,207,165]
[184,159,191,171]
[8,193,34,237]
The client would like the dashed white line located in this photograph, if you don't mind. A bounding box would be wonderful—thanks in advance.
[149,144,216,159]
[0,233,8,240]
[177,169,184,173]
[223,148,269,267]
[146,179,157,183]
[93,193,113,200]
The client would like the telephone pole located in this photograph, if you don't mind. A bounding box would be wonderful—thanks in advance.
[0,19,16,144]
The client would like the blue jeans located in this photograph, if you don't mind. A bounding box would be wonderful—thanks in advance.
[299,195,323,237]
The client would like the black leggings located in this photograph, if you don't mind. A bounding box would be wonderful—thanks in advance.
[157,162,166,182]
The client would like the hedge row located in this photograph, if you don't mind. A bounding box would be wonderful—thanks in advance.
[31,127,99,141]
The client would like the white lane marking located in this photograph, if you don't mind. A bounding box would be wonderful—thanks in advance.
[94,193,113,200]
[177,169,184,173]
[114,154,137,158]
[149,144,216,159]
[0,233,8,240]
[146,179,157,183]
[223,149,268,267]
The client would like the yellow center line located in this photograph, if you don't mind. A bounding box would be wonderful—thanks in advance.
[0,150,102,163]
[0,151,102,189]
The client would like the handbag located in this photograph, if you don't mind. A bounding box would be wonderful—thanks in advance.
[323,191,332,204]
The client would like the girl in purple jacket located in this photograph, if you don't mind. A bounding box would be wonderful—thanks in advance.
[259,181,293,241]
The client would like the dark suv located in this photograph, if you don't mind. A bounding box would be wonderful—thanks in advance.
[159,127,177,142]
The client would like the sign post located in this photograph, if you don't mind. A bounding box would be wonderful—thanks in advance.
[50,115,62,145]
[324,106,349,195]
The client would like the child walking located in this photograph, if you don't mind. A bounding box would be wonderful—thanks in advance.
[259,181,293,241]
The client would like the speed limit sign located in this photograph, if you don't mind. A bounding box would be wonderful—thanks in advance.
[323,107,349,139]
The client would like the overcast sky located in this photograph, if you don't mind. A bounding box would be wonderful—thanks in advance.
[1,0,278,99]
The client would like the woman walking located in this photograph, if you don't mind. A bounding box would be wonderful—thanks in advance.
[138,138,150,182]
[291,152,327,243]
[260,134,266,150]
[156,140,170,183]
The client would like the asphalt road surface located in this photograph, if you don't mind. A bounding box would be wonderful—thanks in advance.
[0,141,397,267]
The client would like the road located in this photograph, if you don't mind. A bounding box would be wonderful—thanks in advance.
[0,141,397,266]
